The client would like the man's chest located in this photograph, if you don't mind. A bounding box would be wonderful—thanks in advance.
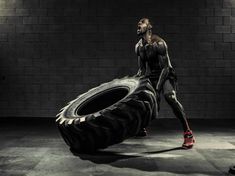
[138,43,158,61]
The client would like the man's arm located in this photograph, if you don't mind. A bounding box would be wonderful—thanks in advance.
[156,40,172,90]
[136,56,146,76]
[135,41,146,76]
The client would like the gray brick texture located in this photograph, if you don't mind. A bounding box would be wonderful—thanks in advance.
[0,0,234,119]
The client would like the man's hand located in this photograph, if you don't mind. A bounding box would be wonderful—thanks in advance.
[134,69,143,77]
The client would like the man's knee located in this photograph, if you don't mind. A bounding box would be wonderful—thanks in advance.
[164,90,177,103]
[164,90,184,111]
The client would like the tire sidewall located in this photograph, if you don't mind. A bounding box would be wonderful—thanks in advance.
[61,77,140,119]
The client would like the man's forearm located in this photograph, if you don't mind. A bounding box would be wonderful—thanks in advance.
[136,56,146,76]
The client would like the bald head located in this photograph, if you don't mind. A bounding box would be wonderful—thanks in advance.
[137,18,152,36]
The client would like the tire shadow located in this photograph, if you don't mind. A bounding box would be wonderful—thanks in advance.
[143,146,183,154]
[73,146,183,165]
[73,146,217,174]
[72,150,140,164]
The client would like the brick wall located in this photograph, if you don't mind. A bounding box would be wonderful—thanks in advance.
[0,0,234,118]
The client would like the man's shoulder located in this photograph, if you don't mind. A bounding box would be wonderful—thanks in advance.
[152,34,166,45]
[152,35,167,54]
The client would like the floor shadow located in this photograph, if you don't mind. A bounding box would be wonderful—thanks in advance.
[73,150,140,164]
[73,146,183,165]
[109,147,185,172]
[143,147,183,154]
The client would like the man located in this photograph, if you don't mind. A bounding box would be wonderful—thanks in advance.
[135,18,195,149]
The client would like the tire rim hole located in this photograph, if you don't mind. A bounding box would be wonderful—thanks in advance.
[76,87,129,116]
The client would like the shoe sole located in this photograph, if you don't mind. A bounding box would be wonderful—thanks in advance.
[182,139,195,149]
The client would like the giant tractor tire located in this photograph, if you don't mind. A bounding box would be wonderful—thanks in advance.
[56,76,157,153]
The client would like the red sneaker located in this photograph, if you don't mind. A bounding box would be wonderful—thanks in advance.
[135,128,147,137]
[182,130,195,149]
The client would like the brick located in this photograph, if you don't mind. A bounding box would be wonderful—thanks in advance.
[48,25,64,33]
[16,9,30,16]
[40,0,71,9]
[98,24,130,33]
[231,25,235,33]
[23,0,40,8]
[16,24,32,33]
[215,8,231,16]
[0,9,16,17]
[223,0,235,8]
[39,0,56,8]
[38,17,55,24]
[0,17,7,24]
[223,34,235,42]
[29,9,47,16]
[23,17,38,24]
[215,59,233,67]
[24,34,40,41]
[230,16,235,24]
[32,25,49,33]
[231,8,235,16]
[4,0,23,8]
[197,42,214,51]
[207,17,223,24]
[0,33,8,42]
[180,25,199,33]
[223,16,231,25]
[161,9,181,16]
[47,9,65,17]
[198,25,215,33]
[231,43,235,50]
[7,17,23,24]
[180,8,199,16]
[223,51,235,58]
[206,0,223,8]
[174,17,206,25]
[80,8,98,17]
[199,9,214,16]
[215,42,231,50]
[196,51,223,58]
[0,24,15,32]
[215,25,231,33]
[64,9,81,16]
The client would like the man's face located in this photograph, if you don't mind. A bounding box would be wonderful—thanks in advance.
[137,19,149,36]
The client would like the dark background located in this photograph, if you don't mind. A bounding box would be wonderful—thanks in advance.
[0,0,234,119]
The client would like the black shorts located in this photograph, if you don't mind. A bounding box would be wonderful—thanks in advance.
[149,77,178,94]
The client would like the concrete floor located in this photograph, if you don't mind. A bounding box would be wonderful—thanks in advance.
[0,118,234,176]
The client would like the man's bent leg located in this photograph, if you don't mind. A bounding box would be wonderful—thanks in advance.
[163,79,190,131]
[163,79,195,149]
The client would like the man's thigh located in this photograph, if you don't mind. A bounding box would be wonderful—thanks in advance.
[163,79,175,95]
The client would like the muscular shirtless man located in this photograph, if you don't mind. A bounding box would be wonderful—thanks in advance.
[135,18,195,149]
